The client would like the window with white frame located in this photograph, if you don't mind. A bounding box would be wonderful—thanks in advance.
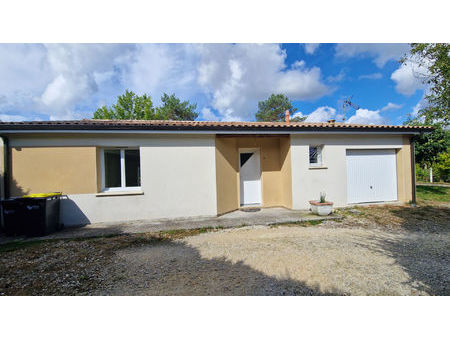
[309,145,323,166]
[102,148,141,191]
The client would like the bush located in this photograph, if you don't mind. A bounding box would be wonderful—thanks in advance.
[416,151,450,183]
[434,152,450,182]
[416,164,429,182]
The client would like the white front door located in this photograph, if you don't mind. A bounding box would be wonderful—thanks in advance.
[346,149,398,204]
[239,150,262,205]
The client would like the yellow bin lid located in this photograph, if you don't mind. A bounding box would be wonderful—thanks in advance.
[22,192,62,198]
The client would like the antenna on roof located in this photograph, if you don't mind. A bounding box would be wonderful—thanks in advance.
[340,96,360,121]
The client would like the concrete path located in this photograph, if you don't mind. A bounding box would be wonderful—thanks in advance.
[0,208,340,243]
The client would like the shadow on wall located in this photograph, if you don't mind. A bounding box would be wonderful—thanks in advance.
[0,173,90,228]
[0,175,29,232]
[1,174,30,198]
[60,195,91,227]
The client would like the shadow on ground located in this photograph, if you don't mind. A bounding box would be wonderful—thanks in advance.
[96,239,341,296]
[0,232,340,296]
[352,205,449,296]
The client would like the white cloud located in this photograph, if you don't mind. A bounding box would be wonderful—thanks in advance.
[327,69,345,83]
[347,108,385,125]
[410,101,422,118]
[291,60,305,69]
[0,44,330,121]
[381,102,403,111]
[195,44,330,121]
[359,73,382,80]
[200,107,219,121]
[304,43,320,55]
[0,44,52,113]
[0,44,135,120]
[335,43,410,68]
[305,106,337,122]
[39,44,135,118]
[404,96,427,122]
[299,105,390,125]
[390,60,428,95]
[291,111,304,119]
[123,44,199,103]
[0,113,29,122]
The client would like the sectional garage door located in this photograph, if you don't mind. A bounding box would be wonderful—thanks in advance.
[346,149,398,204]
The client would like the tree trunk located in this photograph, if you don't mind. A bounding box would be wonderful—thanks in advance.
[430,166,433,183]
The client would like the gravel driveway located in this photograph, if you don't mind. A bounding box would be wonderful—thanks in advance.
[102,223,449,296]
[1,205,449,296]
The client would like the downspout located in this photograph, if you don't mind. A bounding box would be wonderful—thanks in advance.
[0,135,9,200]
[410,138,417,207]
[0,135,8,230]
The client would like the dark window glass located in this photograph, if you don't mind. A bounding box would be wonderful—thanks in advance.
[309,146,318,164]
[240,153,253,167]
[125,149,140,187]
[104,149,121,188]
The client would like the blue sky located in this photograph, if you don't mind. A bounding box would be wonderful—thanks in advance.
[0,43,427,124]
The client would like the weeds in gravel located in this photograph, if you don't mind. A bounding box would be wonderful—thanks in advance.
[0,239,59,253]
[0,228,228,295]
[0,227,224,254]
[270,220,324,228]
[307,220,323,226]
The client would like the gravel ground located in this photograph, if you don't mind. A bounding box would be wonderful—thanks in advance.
[102,225,449,296]
[1,204,449,296]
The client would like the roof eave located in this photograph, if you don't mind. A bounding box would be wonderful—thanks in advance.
[0,127,427,135]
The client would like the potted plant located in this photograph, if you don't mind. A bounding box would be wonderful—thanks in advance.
[309,192,333,216]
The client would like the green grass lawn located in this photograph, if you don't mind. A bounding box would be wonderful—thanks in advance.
[416,185,450,202]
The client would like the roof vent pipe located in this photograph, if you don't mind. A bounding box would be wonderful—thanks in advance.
[285,110,290,124]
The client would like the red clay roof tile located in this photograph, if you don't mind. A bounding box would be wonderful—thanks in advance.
[0,119,433,132]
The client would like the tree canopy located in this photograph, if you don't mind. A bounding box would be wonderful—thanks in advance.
[401,43,449,125]
[406,119,449,167]
[255,94,301,122]
[93,90,198,121]
[156,93,198,121]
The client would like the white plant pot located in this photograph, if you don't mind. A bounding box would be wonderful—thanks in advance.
[309,201,333,216]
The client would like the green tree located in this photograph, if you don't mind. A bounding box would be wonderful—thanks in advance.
[434,152,450,182]
[156,93,198,121]
[93,90,156,120]
[255,94,299,122]
[401,43,450,124]
[291,115,307,122]
[406,118,449,182]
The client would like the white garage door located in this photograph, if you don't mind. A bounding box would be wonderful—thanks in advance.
[346,149,398,204]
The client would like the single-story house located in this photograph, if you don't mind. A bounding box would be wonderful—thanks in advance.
[0,119,431,226]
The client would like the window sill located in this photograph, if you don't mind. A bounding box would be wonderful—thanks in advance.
[309,166,328,170]
[96,190,144,197]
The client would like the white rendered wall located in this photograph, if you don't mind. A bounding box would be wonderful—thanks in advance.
[10,134,217,225]
[290,134,404,209]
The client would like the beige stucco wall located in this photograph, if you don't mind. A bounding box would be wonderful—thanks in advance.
[215,137,239,214]
[280,136,293,209]
[5,132,414,224]
[8,134,218,225]
[9,146,98,196]
[396,136,413,203]
[290,134,412,209]
[215,135,292,213]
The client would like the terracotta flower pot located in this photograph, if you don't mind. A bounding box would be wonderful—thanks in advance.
[309,200,333,216]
